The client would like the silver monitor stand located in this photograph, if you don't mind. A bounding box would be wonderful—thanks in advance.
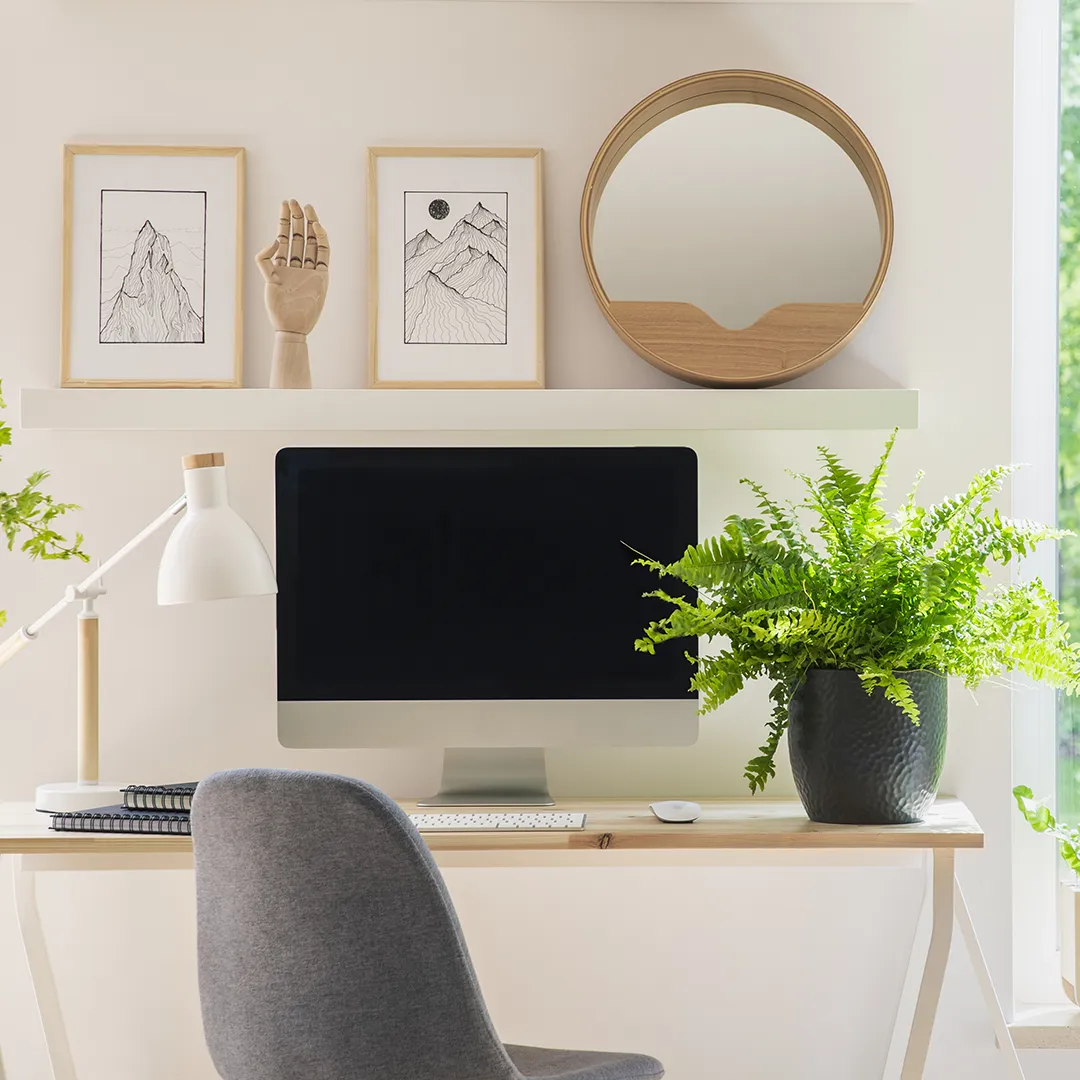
[418,748,554,806]
[280,699,699,804]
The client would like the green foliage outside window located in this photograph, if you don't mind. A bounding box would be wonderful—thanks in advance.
[1059,0,1080,821]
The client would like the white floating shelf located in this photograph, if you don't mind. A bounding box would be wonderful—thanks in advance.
[405,0,912,4]
[20,388,917,433]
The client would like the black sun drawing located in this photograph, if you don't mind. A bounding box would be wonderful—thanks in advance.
[428,198,450,221]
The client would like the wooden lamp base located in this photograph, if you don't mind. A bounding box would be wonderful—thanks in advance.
[34,594,123,814]
[35,780,127,813]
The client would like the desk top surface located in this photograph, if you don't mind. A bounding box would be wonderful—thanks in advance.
[0,797,983,855]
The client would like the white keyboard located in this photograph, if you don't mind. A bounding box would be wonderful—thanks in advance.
[409,811,587,832]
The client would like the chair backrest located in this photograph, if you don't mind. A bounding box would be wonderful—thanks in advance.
[192,768,519,1080]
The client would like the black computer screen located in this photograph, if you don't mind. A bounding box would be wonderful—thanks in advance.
[276,447,697,701]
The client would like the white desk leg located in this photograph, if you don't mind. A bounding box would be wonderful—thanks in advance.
[0,866,6,1080]
[11,857,77,1080]
[953,878,1026,1079]
[900,848,955,1080]
[0,875,6,1080]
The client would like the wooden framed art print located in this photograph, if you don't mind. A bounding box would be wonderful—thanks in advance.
[368,147,544,388]
[62,145,244,387]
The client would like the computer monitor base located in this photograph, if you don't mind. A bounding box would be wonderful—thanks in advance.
[418,748,555,806]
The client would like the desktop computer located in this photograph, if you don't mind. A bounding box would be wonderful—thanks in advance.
[275,446,699,804]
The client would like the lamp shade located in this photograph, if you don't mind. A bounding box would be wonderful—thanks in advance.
[157,455,277,605]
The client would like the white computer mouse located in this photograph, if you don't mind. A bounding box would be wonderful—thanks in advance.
[649,800,702,823]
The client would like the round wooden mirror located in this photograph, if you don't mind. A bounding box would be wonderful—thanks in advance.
[580,70,893,387]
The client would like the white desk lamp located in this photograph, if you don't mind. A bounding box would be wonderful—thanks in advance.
[0,452,276,812]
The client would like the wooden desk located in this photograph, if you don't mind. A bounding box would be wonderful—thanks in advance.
[0,798,1021,1080]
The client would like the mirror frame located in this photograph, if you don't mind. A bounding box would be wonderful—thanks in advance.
[580,70,894,387]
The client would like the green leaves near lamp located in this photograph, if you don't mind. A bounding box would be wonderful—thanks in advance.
[0,381,87,610]
[635,432,1080,824]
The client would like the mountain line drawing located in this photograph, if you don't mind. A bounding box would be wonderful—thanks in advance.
[405,229,441,261]
[481,219,507,244]
[405,271,505,344]
[444,252,507,310]
[435,244,485,283]
[403,200,507,345]
[99,219,204,344]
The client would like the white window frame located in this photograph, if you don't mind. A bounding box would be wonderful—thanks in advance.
[1013,0,1072,1011]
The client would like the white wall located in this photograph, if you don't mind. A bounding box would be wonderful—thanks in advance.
[0,0,1063,1077]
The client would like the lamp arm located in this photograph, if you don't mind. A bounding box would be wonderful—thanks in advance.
[0,493,188,667]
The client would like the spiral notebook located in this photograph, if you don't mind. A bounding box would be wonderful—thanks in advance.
[121,782,197,812]
[50,805,192,835]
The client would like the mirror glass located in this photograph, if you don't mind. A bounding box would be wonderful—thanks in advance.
[591,103,882,331]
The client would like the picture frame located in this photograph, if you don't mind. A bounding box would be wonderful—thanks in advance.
[368,147,544,388]
[61,145,245,388]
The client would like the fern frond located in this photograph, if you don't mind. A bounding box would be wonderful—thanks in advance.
[920,464,1019,546]
[848,429,896,548]
[744,678,796,793]
[859,669,921,724]
[690,654,747,712]
[796,473,857,562]
[740,478,814,556]
[894,474,928,547]
[816,445,866,508]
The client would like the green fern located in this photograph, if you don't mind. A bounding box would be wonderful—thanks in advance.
[635,432,1080,793]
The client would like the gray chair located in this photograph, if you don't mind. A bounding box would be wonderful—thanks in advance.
[192,768,664,1080]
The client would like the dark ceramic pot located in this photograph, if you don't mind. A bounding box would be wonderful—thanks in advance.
[787,668,947,825]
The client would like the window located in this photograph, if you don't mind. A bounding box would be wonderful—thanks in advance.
[1060,0,1080,823]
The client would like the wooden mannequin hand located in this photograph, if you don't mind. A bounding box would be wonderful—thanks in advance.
[257,199,330,388]
[256,199,330,334]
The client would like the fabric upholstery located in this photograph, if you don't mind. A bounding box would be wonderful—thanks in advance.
[192,769,663,1080]
[506,1045,664,1079]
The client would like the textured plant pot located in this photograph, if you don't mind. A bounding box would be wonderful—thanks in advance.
[787,668,947,825]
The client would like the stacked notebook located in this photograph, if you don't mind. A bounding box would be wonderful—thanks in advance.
[49,783,197,835]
